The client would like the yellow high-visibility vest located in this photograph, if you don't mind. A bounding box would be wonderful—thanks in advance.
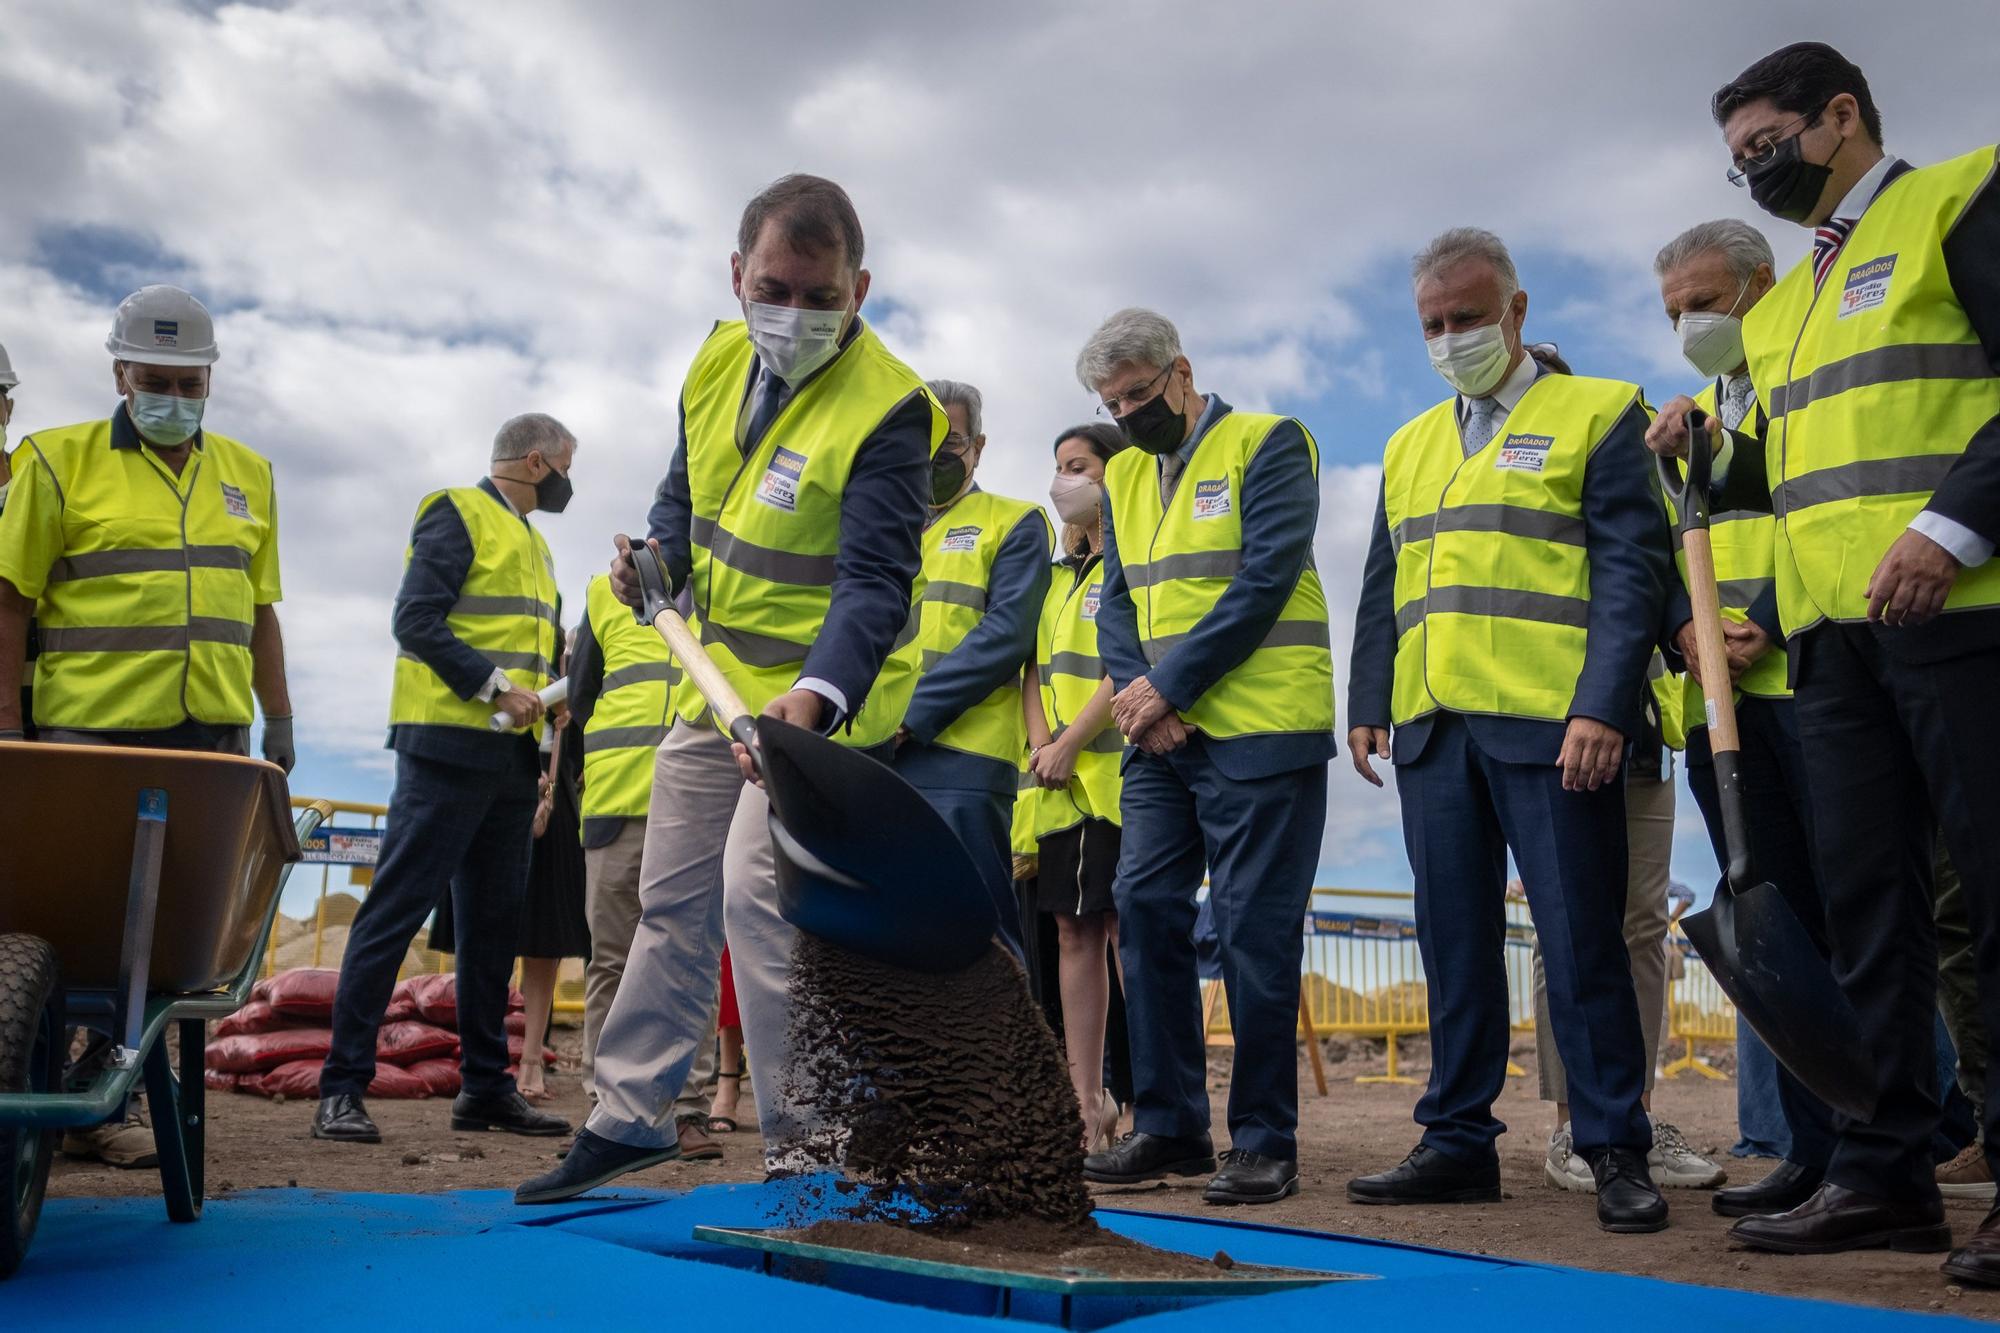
[914,488,1050,764]
[1384,374,1644,727]
[580,573,681,824]
[12,419,275,729]
[1100,412,1334,740]
[672,320,945,748]
[1034,554,1123,833]
[388,485,557,739]
[1744,144,2000,635]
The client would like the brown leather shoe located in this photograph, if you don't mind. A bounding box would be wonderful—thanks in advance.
[1728,1182,1950,1255]
[676,1115,723,1162]
[1943,1204,2000,1286]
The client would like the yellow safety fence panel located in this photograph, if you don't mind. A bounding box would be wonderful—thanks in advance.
[1661,921,1738,1081]
[277,796,585,1016]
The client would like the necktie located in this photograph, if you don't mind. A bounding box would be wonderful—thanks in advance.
[740,368,783,455]
[1159,454,1184,505]
[1462,396,1500,456]
[1812,217,1854,291]
[1720,377,1756,432]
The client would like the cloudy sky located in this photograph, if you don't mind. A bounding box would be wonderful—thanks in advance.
[4,1,1993,898]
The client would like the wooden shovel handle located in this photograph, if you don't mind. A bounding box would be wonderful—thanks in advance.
[650,603,754,732]
[1680,528,1741,756]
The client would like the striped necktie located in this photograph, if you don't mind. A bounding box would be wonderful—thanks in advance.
[1812,217,1854,291]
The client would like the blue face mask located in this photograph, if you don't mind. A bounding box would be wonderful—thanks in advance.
[129,389,205,446]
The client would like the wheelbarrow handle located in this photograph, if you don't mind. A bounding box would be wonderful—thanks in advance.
[630,544,761,759]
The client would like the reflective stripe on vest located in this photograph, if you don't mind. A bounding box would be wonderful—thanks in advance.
[22,419,273,730]
[1100,412,1335,741]
[1034,555,1123,831]
[914,489,1050,764]
[1744,145,2000,634]
[1383,375,1642,727]
[387,486,558,737]
[580,573,680,821]
[672,320,947,749]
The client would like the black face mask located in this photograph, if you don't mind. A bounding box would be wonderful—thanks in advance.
[1746,128,1840,225]
[535,466,574,514]
[1115,384,1189,455]
[930,448,970,506]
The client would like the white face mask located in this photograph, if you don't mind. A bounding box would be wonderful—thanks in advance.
[1426,321,1513,398]
[129,389,206,447]
[744,300,847,385]
[1049,471,1102,524]
[1675,279,1751,379]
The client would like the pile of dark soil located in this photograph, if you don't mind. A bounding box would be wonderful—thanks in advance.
[780,1218,1269,1282]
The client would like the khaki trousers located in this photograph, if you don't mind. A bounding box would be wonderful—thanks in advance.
[1533,771,1674,1102]
[584,722,805,1156]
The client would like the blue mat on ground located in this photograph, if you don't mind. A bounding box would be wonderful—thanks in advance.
[9,1181,1981,1332]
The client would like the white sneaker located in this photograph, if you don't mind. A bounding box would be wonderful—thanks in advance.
[1649,1117,1726,1188]
[1543,1122,1595,1192]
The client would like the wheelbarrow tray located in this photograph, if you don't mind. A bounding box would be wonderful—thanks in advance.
[0,743,300,992]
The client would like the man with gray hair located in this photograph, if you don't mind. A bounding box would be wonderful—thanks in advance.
[1650,219,1844,1220]
[892,378,1051,961]
[317,412,579,1145]
[1077,307,1335,1205]
[1345,228,1673,1231]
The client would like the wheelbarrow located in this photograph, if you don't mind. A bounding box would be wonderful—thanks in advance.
[0,741,325,1278]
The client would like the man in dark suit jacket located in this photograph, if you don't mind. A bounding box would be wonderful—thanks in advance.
[317,414,577,1144]
[1345,229,1673,1233]
[1650,44,2000,1270]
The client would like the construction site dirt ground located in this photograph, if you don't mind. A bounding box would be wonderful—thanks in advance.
[49,1028,1998,1320]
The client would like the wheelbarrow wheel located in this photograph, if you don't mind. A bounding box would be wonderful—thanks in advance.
[0,933,63,1280]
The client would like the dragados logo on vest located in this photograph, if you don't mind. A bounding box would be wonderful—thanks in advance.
[1191,478,1232,519]
[1840,254,1897,320]
[1081,581,1102,621]
[757,446,808,512]
[1495,433,1554,473]
[940,525,981,553]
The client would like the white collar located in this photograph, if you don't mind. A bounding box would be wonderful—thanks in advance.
[1485,348,1541,413]
[1829,155,1895,224]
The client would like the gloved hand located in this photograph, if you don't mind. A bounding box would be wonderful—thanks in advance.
[262,715,296,774]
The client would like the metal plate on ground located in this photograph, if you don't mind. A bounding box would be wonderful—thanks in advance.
[691,1225,1365,1298]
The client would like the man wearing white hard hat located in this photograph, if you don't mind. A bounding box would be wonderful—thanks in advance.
[0,286,294,765]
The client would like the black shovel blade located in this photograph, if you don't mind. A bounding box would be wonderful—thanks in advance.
[1681,879,1878,1123]
[755,715,997,974]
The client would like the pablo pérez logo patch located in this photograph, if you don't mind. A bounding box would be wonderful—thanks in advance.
[1191,478,1231,519]
[1081,580,1102,621]
[756,445,807,512]
[220,482,252,520]
[940,524,981,553]
[1494,433,1554,473]
[1840,254,1897,319]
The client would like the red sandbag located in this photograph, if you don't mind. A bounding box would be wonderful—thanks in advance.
[378,1020,459,1066]
[505,1011,526,1037]
[405,972,525,1030]
[206,1027,334,1074]
[244,1059,427,1100]
[259,968,342,1022]
[507,1034,558,1067]
[384,977,420,1024]
[406,1058,463,1098]
[214,1000,287,1038]
[205,1069,239,1091]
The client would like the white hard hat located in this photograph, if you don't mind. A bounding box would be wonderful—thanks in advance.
[105,285,219,367]
[0,341,16,389]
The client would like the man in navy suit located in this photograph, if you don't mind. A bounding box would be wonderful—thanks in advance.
[1345,229,1673,1233]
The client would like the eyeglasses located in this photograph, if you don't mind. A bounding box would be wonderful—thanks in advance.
[1726,105,1825,186]
[941,433,973,451]
[1094,365,1171,419]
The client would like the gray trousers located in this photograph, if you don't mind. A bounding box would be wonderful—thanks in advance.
[1533,771,1673,1102]
[581,817,716,1120]
[585,722,806,1156]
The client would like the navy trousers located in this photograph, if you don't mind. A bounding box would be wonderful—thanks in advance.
[1114,737,1326,1160]
[904,781,1025,964]
[324,750,537,1100]
[1684,696,1839,1170]
[1399,713,1650,1160]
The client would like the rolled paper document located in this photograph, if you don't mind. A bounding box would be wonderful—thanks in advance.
[489,676,569,731]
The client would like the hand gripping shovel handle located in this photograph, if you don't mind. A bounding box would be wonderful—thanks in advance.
[629,545,762,766]
[1657,411,1752,891]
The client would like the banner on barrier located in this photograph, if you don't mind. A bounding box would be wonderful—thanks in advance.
[300,826,384,866]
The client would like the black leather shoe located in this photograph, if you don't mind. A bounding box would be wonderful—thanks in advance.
[1203,1149,1299,1205]
[1728,1183,1951,1255]
[1941,1203,2000,1286]
[1589,1147,1668,1233]
[1347,1144,1500,1205]
[452,1089,570,1137]
[311,1093,380,1143]
[515,1129,680,1204]
[1712,1159,1824,1218]
[1082,1131,1216,1184]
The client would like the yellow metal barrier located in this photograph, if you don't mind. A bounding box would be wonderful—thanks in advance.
[282,795,585,1015]
[1660,923,1736,1081]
